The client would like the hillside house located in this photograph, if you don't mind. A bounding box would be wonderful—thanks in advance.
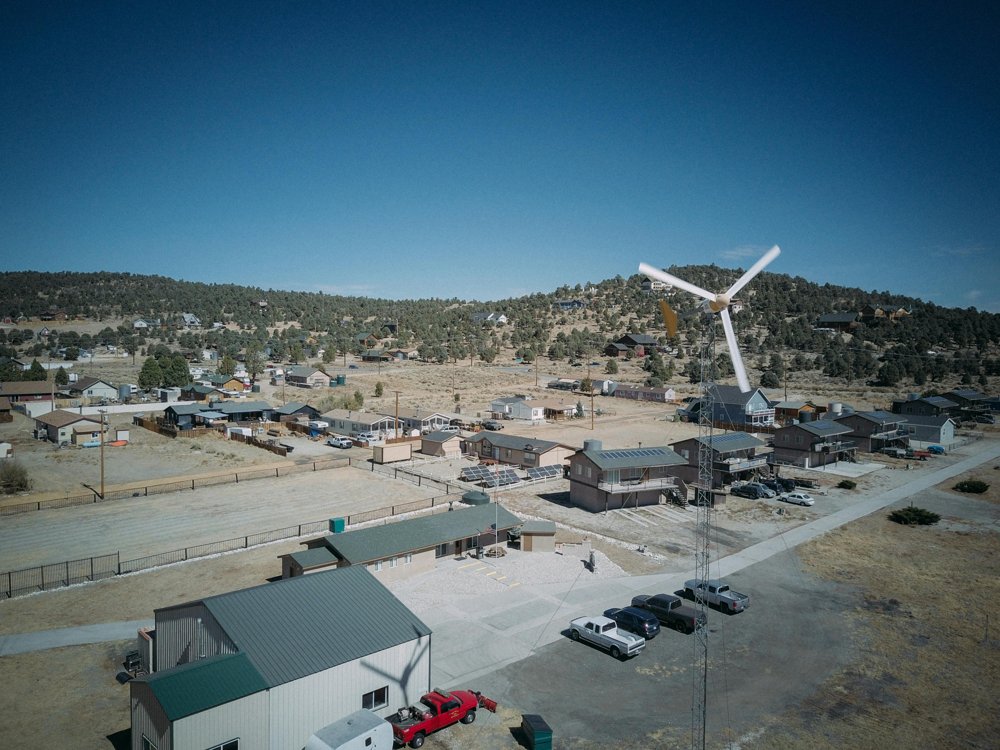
[281,504,522,580]
[835,411,909,453]
[321,409,399,439]
[420,431,463,458]
[130,567,431,750]
[670,432,769,488]
[606,333,659,357]
[814,312,859,331]
[33,409,103,444]
[464,432,574,470]
[377,409,451,436]
[471,311,508,325]
[687,385,775,431]
[65,376,118,403]
[567,439,686,513]
[285,366,331,389]
[612,384,675,403]
[0,381,55,403]
[891,395,959,418]
[903,415,957,447]
[770,419,855,468]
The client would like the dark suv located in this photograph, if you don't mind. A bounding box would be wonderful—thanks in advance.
[761,477,795,493]
[731,484,769,499]
[603,606,661,639]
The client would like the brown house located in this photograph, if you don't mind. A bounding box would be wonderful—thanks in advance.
[464,432,574,470]
[771,420,855,468]
[568,439,686,513]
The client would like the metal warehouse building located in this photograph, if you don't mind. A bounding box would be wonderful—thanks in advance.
[130,566,431,750]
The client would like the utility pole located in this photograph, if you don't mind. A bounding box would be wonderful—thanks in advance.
[99,408,107,499]
[394,390,402,439]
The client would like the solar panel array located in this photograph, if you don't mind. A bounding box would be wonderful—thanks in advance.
[599,448,669,460]
[482,468,521,487]
[525,465,562,480]
[460,465,495,482]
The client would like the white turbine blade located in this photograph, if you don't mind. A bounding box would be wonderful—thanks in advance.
[726,245,781,298]
[720,308,751,393]
[638,262,715,302]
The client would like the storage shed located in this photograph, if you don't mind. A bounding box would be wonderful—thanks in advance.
[519,520,556,552]
[130,567,430,750]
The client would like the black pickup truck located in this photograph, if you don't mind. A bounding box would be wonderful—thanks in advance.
[631,593,706,634]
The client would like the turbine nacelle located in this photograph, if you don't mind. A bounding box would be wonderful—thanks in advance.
[639,245,780,392]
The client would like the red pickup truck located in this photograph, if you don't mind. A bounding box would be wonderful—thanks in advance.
[390,689,482,748]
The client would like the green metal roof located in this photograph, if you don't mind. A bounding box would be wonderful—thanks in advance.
[198,566,431,688]
[521,520,556,534]
[287,546,338,569]
[324,504,521,564]
[140,652,267,721]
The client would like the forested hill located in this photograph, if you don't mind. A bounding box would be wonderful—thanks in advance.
[1,268,998,389]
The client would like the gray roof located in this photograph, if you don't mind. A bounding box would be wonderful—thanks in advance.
[847,410,905,426]
[583,446,686,470]
[690,432,766,452]
[166,404,204,416]
[273,401,314,415]
[287,365,325,378]
[166,566,431,688]
[901,414,955,427]
[215,400,273,415]
[920,396,959,408]
[323,504,522,564]
[706,384,762,407]
[794,419,852,438]
[521,520,556,534]
[465,432,564,453]
[286,546,339,569]
[816,312,859,323]
[138,652,267,721]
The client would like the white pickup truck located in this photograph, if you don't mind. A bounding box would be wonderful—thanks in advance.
[683,579,750,614]
[569,615,646,659]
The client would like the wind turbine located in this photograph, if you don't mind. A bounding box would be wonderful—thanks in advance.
[639,245,780,393]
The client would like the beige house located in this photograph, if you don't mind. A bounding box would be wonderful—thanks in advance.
[464,432,575,470]
[420,431,463,458]
[33,409,103,444]
[285,366,331,388]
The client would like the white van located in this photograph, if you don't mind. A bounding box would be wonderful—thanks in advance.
[304,709,393,750]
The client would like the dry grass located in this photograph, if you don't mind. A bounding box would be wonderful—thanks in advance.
[740,476,1000,750]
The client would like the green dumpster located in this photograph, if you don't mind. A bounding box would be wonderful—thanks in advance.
[521,714,552,750]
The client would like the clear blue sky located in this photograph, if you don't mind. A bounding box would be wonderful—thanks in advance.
[3,2,998,310]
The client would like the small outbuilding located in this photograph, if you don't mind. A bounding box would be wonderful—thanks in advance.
[519,520,556,552]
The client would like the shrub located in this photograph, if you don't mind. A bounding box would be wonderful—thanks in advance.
[889,506,941,525]
[953,479,989,494]
[838,479,857,490]
[0,460,32,494]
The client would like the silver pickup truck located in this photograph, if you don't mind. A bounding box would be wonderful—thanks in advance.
[683,579,750,614]
[569,615,646,659]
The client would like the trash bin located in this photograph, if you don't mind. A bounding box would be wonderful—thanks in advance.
[476,546,484,559]
[521,714,552,750]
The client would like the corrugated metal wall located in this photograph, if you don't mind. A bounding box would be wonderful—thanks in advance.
[130,681,172,750]
[156,604,236,669]
[173,691,269,750]
[268,635,431,749]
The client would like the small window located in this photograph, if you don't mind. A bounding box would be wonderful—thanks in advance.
[374,560,382,572]
[362,686,389,710]
[405,553,412,564]
[575,464,582,474]
[390,556,397,568]
[142,737,157,750]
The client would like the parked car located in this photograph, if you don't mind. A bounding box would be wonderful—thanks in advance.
[792,477,820,489]
[731,483,769,499]
[568,615,646,658]
[482,420,504,431]
[747,482,776,498]
[326,436,353,449]
[975,413,995,424]
[352,431,377,442]
[438,425,461,433]
[928,445,946,455]
[780,491,815,506]
[603,606,660,640]
[761,476,796,493]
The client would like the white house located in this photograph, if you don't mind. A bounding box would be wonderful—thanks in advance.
[508,400,546,422]
[130,567,431,750]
